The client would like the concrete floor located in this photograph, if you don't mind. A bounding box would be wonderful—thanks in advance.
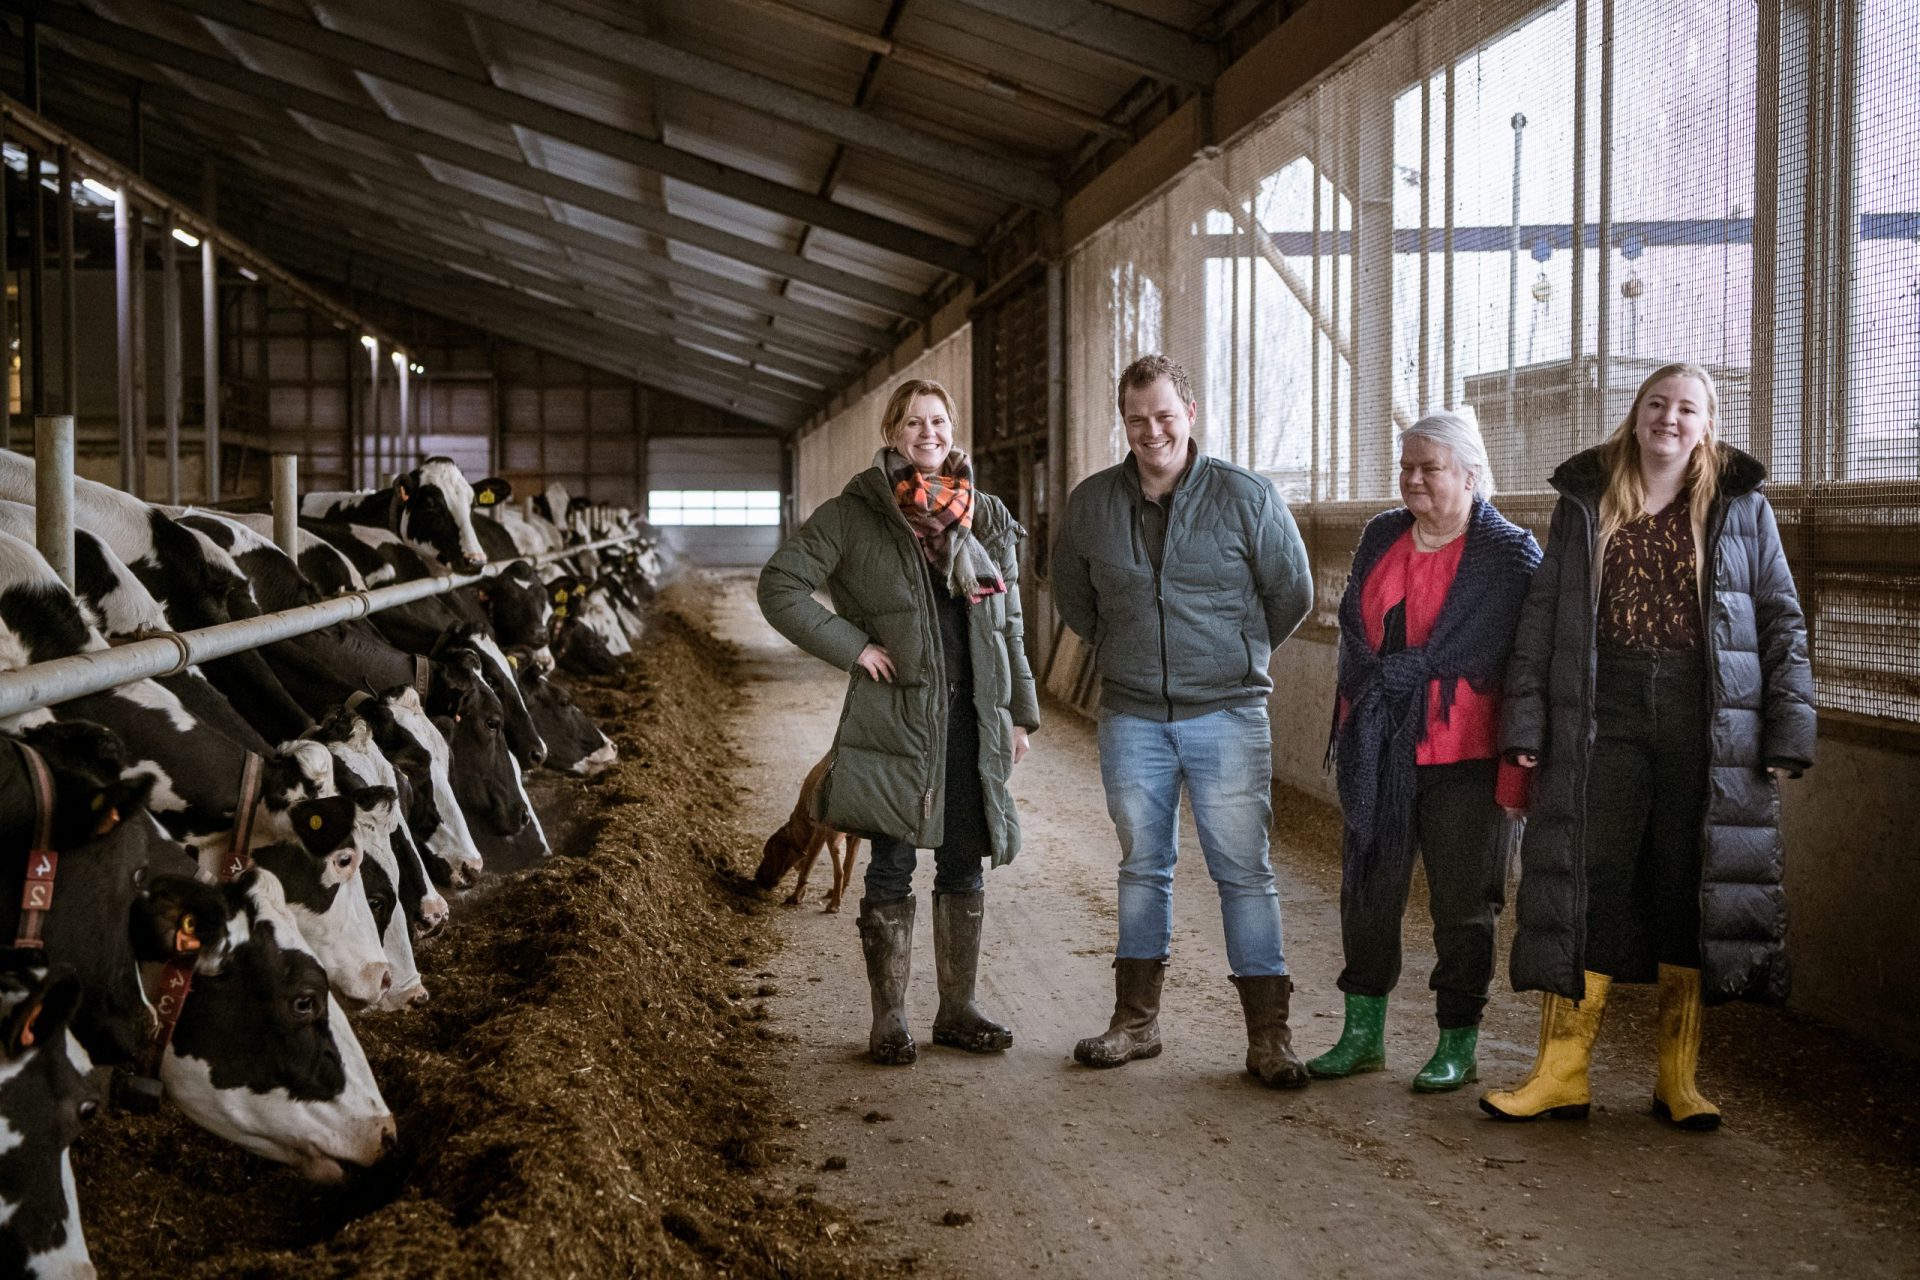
[707,571,1919,1280]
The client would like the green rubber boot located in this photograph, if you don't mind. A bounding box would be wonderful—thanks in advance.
[1412,1026,1479,1093]
[1306,993,1387,1079]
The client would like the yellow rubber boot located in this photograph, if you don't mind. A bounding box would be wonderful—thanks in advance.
[1479,972,1612,1121]
[1653,964,1721,1131]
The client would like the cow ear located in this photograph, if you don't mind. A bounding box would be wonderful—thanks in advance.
[395,480,413,504]
[474,477,512,506]
[290,797,353,856]
[3,967,82,1055]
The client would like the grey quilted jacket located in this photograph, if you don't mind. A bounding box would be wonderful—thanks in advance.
[1052,452,1313,721]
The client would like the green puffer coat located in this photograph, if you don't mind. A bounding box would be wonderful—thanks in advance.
[757,463,1040,864]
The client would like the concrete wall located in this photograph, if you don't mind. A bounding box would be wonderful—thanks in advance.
[1261,635,1920,1058]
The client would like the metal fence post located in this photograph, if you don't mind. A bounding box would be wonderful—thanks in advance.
[34,414,74,591]
[271,452,299,559]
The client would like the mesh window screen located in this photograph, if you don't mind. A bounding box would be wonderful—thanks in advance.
[1058,0,1919,725]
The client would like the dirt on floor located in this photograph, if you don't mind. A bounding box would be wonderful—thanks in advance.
[74,591,891,1279]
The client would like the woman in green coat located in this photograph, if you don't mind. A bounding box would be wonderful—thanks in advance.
[758,378,1040,1066]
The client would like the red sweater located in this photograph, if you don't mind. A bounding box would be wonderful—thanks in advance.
[1351,530,1530,810]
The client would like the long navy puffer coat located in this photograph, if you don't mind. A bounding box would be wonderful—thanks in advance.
[1500,445,1816,1005]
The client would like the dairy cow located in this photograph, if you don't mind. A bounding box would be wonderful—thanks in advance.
[349,687,486,890]
[506,648,616,776]
[0,722,222,1067]
[0,959,94,1280]
[161,867,395,1183]
[300,457,509,576]
[0,452,310,744]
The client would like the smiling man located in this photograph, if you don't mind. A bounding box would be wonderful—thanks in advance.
[1053,353,1316,1087]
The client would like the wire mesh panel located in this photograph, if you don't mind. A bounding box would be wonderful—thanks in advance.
[1056,0,1920,727]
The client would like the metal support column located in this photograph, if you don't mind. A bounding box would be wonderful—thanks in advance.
[1354,73,1395,500]
[1506,112,1527,436]
[1596,0,1615,418]
[114,186,135,491]
[396,354,410,474]
[161,212,182,505]
[271,452,299,558]
[1572,0,1588,443]
[34,413,73,590]
[132,217,149,497]
[202,239,220,502]
[26,146,45,419]
[365,337,382,488]
[57,143,74,418]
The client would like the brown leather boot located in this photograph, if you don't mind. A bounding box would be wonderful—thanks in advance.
[1073,958,1166,1068]
[1232,975,1309,1088]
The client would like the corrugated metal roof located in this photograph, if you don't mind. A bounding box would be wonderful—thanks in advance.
[16,0,1241,428]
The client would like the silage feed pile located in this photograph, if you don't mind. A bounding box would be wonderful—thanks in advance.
[73,601,888,1278]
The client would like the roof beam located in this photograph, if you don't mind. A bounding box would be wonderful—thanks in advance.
[944,0,1217,89]
[25,1,951,312]
[440,0,1061,208]
[159,0,985,272]
[119,74,893,351]
[248,194,839,388]
[716,0,1128,140]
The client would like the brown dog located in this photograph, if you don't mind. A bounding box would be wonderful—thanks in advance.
[753,752,862,912]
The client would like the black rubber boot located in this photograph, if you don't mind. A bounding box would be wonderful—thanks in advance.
[931,892,1013,1052]
[1074,958,1167,1068]
[857,896,916,1065]
[1232,975,1310,1088]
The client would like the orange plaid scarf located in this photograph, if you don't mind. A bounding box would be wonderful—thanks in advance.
[883,448,1007,604]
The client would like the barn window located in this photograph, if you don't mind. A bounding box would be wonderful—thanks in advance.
[648,489,781,526]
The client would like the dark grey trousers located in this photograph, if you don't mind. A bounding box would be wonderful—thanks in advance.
[1337,759,1507,1028]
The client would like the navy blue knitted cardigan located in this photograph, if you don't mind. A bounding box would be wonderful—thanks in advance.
[1330,498,1541,905]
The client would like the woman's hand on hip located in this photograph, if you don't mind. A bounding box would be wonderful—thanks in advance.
[855,643,895,682]
[1012,727,1031,766]
[1514,753,1539,769]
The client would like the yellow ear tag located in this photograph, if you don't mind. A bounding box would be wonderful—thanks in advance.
[91,793,106,811]
[508,655,519,669]
[555,606,569,619]
[308,814,324,831]
[478,490,496,505]
[553,589,568,603]
[573,587,587,598]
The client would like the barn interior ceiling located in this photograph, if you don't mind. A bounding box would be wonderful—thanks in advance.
[1,0,1252,431]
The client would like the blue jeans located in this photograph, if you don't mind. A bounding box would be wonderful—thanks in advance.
[1097,705,1288,978]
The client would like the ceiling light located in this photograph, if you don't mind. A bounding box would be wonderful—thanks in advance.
[360,335,378,351]
[81,177,118,200]
[171,228,201,248]
[391,350,407,367]
[237,266,259,281]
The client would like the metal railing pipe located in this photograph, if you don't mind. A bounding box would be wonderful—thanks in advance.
[0,533,637,721]
[33,415,74,591]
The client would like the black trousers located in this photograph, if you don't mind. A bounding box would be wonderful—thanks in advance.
[1338,759,1507,1028]
[865,681,991,903]
[1582,648,1709,980]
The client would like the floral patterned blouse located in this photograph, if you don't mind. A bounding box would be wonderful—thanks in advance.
[1599,497,1702,651]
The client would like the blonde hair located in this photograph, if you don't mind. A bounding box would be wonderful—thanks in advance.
[1596,362,1725,544]
[879,379,960,447]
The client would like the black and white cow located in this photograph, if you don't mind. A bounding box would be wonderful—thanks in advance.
[506,647,616,776]
[0,722,224,1067]
[300,458,509,577]
[249,780,395,1011]
[0,452,311,744]
[349,687,486,891]
[160,866,395,1184]
[0,958,94,1280]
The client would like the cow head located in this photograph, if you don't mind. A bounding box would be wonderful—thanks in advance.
[508,648,615,776]
[4,724,221,1067]
[246,789,396,1010]
[0,958,95,1279]
[360,688,484,891]
[392,459,510,575]
[162,871,395,1183]
[429,651,530,839]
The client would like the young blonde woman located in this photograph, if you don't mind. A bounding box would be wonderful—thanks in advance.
[757,379,1038,1066]
[1483,362,1815,1128]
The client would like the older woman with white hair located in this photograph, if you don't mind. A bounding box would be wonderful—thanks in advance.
[1309,409,1542,1092]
